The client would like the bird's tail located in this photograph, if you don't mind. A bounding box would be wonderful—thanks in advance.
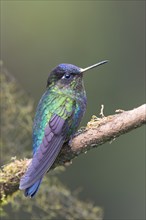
[23,178,42,198]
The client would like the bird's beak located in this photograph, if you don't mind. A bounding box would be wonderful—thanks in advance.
[80,60,108,73]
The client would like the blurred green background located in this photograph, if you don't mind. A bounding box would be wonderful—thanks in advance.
[1,1,145,219]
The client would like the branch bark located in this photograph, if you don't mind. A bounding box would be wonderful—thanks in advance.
[1,104,146,201]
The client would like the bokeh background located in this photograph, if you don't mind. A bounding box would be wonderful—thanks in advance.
[1,1,145,219]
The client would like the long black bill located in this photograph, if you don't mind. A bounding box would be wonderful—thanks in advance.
[80,60,108,73]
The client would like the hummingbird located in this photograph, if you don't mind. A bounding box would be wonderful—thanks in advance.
[19,60,108,197]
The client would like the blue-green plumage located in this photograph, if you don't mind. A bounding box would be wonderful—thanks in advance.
[19,61,107,197]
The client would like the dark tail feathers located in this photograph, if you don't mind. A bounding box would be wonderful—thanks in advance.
[24,179,42,197]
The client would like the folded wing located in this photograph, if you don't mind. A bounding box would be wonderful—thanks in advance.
[20,114,68,190]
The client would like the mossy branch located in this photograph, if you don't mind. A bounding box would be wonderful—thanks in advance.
[1,104,145,201]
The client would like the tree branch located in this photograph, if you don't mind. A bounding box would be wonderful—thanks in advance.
[1,104,145,201]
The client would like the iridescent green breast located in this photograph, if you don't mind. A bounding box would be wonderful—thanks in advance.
[32,88,75,153]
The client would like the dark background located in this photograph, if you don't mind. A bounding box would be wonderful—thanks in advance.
[1,1,145,219]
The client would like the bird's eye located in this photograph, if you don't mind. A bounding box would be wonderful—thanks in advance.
[63,73,71,79]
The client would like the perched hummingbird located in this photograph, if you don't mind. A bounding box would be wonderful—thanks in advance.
[19,60,108,197]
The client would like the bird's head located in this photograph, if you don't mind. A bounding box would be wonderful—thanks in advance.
[47,61,108,91]
[47,64,82,88]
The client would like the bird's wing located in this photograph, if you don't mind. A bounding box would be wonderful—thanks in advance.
[20,112,73,190]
